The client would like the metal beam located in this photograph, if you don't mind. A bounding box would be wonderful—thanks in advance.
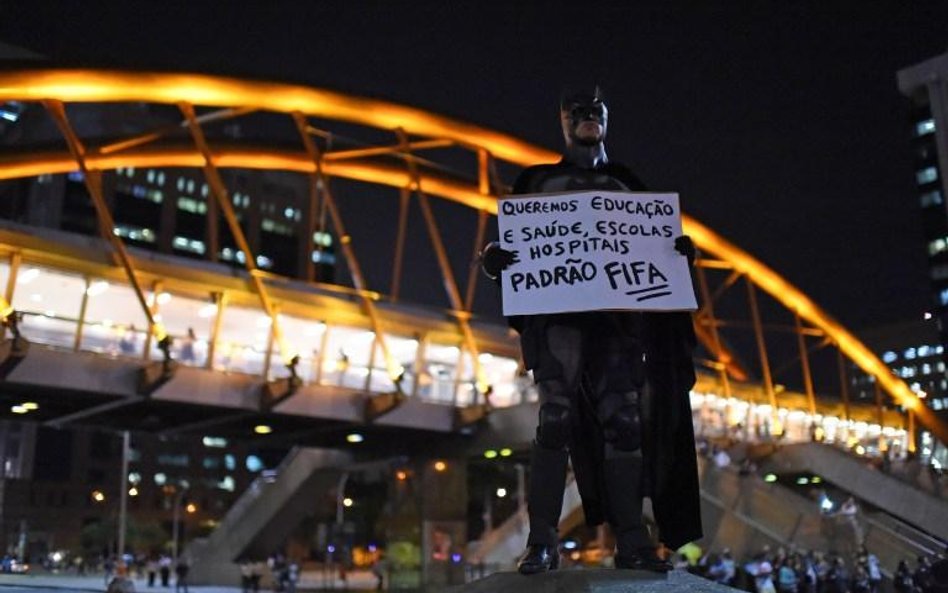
[396,129,489,398]
[42,100,166,342]
[179,102,293,367]
[291,112,402,384]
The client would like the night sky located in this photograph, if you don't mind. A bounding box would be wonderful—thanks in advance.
[2,2,948,332]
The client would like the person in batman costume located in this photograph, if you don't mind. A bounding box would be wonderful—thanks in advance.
[481,89,702,574]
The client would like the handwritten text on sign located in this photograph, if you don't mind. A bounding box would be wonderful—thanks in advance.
[498,191,698,316]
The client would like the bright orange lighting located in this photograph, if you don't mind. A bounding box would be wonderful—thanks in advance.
[396,470,408,481]
[91,490,105,503]
[434,461,447,472]
[186,503,197,514]
[0,69,558,166]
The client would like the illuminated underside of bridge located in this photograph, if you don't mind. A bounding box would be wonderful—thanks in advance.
[0,68,941,447]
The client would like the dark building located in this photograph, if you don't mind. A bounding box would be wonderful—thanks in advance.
[897,55,948,358]
[0,423,272,562]
[851,317,947,467]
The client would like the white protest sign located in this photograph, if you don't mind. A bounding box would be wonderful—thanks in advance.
[498,191,697,316]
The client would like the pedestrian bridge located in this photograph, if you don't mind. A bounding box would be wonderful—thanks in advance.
[0,68,940,451]
[0,68,945,584]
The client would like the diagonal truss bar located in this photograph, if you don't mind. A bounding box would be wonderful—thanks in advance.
[323,139,455,162]
[463,149,491,311]
[390,187,410,300]
[95,107,255,155]
[395,129,489,397]
[746,277,777,415]
[178,102,293,365]
[291,112,402,381]
[795,313,817,416]
[43,100,166,342]
[695,265,733,396]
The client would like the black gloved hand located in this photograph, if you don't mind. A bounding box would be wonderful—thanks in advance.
[674,235,696,266]
[481,242,519,279]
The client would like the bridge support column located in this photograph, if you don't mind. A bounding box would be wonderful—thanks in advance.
[385,459,468,590]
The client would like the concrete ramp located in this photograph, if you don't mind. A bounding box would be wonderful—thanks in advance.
[186,447,352,586]
[698,456,937,574]
[764,443,948,542]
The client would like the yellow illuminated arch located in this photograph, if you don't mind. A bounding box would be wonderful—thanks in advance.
[0,69,941,443]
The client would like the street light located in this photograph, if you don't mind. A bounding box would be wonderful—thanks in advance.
[171,485,189,560]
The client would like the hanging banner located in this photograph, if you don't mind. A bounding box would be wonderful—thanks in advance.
[497,190,697,316]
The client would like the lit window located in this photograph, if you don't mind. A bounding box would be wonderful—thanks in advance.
[256,255,273,268]
[218,476,235,491]
[920,190,943,208]
[922,363,932,375]
[154,472,167,486]
[67,170,84,182]
[177,197,207,215]
[905,348,916,360]
[187,180,195,193]
[938,362,945,372]
[916,118,936,137]
[172,236,206,255]
[146,170,155,183]
[882,351,897,364]
[918,345,931,357]
[312,251,336,265]
[929,238,948,257]
[113,225,156,243]
[262,218,293,236]
[224,455,236,470]
[177,177,186,191]
[313,231,333,247]
[246,455,264,472]
[202,437,228,448]
[157,172,166,186]
[201,184,208,197]
[917,166,939,185]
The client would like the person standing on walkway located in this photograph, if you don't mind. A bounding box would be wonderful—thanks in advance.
[146,556,158,587]
[159,554,172,587]
[174,557,190,593]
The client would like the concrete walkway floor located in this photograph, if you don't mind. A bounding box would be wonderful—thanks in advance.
[0,569,379,592]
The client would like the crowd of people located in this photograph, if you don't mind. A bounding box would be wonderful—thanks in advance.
[690,544,947,593]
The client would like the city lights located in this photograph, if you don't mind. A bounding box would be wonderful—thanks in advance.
[343,497,353,508]
[186,503,197,514]
[128,487,139,497]
[346,433,364,443]
[499,448,513,457]
[91,490,105,503]
[434,461,447,472]
[483,450,497,459]
[253,425,272,435]
[396,470,408,481]
[10,405,27,414]
[764,474,778,483]
[496,488,507,498]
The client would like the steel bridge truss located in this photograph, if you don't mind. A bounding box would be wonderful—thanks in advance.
[0,69,941,444]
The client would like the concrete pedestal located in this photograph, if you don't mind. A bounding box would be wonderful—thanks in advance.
[452,569,738,593]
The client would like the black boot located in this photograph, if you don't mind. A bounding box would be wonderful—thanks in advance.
[517,544,560,575]
[614,547,673,573]
[525,444,569,548]
[603,454,669,572]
